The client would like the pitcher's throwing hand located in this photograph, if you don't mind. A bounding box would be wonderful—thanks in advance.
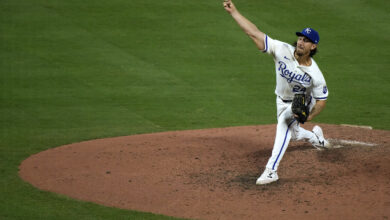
[223,0,235,13]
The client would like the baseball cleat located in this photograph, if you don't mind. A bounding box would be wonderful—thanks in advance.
[256,168,279,185]
[312,125,330,150]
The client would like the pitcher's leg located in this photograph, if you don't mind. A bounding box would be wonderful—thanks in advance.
[290,123,331,149]
[256,98,294,185]
[256,118,295,185]
[265,119,295,171]
[290,124,318,143]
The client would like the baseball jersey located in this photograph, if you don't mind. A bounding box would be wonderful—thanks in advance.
[262,35,329,101]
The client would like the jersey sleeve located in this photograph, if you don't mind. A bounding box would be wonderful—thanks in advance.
[261,35,284,57]
[312,74,329,100]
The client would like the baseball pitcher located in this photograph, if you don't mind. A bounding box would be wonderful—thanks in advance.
[223,0,330,185]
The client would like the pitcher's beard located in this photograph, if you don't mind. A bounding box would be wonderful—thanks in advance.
[295,49,304,57]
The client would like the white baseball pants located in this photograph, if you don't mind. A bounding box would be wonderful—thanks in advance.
[265,96,319,171]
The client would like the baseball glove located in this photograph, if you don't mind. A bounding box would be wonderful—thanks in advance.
[291,94,309,124]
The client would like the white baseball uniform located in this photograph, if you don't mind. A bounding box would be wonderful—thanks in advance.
[262,35,329,171]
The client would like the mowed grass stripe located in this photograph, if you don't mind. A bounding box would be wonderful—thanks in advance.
[31,0,269,130]
[1,1,188,136]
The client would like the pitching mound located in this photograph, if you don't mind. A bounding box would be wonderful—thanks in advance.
[19,123,390,220]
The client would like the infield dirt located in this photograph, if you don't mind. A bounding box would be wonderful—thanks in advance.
[19,123,390,220]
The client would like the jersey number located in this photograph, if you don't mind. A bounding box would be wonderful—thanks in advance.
[293,85,306,93]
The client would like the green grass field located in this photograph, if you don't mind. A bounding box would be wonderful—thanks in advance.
[1,0,389,219]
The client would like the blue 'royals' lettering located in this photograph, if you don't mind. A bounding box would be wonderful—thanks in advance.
[278,61,311,85]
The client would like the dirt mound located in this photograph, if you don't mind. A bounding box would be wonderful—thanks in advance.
[19,123,390,220]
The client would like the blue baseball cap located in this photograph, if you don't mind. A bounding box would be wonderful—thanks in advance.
[296,28,320,44]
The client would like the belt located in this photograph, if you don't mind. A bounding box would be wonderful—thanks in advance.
[278,96,292,103]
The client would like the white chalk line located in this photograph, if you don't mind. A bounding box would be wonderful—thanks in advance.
[340,124,373,130]
[327,138,377,149]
